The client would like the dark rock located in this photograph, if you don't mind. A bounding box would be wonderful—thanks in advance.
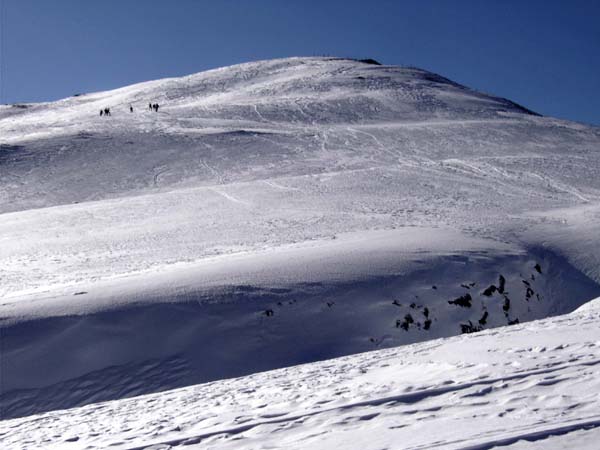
[525,287,534,301]
[396,313,415,332]
[478,311,489,326]
[460,320,482,334]
[482,285,497,296]
[448,293,472,308]
[396,319,409,331]
[498,275,506,294]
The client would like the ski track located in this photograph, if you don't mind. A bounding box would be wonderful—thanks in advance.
[261,179,302,192]
[207,186,250,206]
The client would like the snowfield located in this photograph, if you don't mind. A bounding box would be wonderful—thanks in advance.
[1,57,600,446]
[3,297,600,449]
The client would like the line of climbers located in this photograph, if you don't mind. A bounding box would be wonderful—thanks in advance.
[99,103,160,117]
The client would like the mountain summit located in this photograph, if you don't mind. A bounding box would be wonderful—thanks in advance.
[1,57,540,212]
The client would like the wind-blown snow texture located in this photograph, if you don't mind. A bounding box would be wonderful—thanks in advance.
[1,57,600,428]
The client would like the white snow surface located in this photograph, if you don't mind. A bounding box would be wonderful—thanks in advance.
[1,57,600,424]
[3,297,600,449]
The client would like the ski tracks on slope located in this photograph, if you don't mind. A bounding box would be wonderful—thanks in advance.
[207,186,251,206]
[261,179,302,192]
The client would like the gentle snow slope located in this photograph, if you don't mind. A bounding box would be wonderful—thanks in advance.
[3,297,600,450]
[1,57,600,419]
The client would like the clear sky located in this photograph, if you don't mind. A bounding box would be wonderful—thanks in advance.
[1,0,599,125]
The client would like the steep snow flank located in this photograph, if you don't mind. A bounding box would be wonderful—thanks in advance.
[3,297,600,450]
[1,57,600,420]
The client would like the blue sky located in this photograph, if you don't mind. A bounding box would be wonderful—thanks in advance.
[1,0,599,125]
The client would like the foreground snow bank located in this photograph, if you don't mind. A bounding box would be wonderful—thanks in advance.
[3,294,600,449]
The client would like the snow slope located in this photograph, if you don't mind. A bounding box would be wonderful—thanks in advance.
[3,296,600,450]
[1,57,600,420]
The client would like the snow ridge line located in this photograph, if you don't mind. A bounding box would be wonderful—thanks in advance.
[122,356,600,450]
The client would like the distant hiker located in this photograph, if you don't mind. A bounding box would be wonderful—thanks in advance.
[149,103,152,111]
[130,105,134,113]
[100,109,103,116]
[153,103,159,112]
[104,107,111,116]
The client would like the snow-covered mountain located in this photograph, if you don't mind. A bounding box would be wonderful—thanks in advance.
[1,57,600,423]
